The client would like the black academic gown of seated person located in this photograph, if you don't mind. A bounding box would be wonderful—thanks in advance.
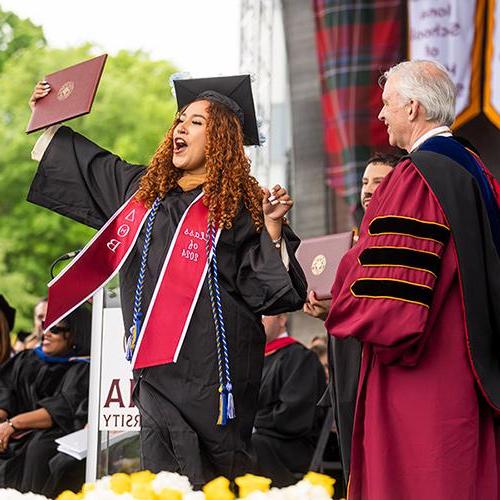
[41,399,88,498]
[252,341,326,487]
[0,350,90,493]
[27,127,307,487]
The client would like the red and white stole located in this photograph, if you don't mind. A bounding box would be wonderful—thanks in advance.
[44,192,220,369]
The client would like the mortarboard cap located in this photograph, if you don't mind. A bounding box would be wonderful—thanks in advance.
[173,75,260,146]
[0,295,16,331]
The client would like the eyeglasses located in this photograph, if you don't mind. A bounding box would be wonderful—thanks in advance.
[48,326,69,335]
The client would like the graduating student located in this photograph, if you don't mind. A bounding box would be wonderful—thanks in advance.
[27,74,307,486]
[326,60,500,499]
[252,314,326,487]
[0,305,90,493]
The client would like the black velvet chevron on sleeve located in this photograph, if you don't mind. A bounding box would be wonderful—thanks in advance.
[359,246,441,277]
[368,216,450,245]
[350,278,433,308]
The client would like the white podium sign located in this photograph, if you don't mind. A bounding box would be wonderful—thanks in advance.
[99,308,141,431]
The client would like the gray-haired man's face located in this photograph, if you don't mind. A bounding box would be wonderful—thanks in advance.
[378,77,411,150]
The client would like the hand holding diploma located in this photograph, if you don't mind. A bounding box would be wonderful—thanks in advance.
[29,80,51,111]
[303,290,331,321]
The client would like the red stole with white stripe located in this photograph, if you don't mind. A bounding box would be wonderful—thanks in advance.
[44,192,218,369]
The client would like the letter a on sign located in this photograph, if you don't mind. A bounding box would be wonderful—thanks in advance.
[125,209,136,222]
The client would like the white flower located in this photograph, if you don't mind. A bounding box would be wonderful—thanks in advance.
[286,481,332,499]
[0,490,48,500]
[84,490,133,500]
[243,492,272,500]
[243,481,332,500]
[92,475,111,490]
[184,492,206,500]
[152,471,193,494]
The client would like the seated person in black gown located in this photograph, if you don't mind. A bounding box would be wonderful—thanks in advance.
[252,314,326,487]
[0,305,91,494]
[42,402,141,498]
[0,295,15,365]
[41,399,88,498]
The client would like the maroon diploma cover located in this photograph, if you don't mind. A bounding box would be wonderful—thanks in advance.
[26,54,107,133]
[296,231,354,299]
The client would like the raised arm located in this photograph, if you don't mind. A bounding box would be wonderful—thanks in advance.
[326,161,450,366]
[27,81,145,229]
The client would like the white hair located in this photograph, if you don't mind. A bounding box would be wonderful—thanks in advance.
[379,60,456,127]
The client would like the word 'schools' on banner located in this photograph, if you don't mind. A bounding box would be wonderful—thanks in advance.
[485,0,500,128]
[408,0,485,128]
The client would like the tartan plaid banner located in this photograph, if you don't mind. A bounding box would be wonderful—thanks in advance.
[312,0,405,208]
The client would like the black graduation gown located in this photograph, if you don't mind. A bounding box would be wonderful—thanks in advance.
[27,126,307,487]
[252,342,326,487]
[0,350,89,492]
[326,335,360,484]
[41,399,89,498]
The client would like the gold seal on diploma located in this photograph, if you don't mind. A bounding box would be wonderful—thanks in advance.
[311,254,327,276]
[57,81,75,101]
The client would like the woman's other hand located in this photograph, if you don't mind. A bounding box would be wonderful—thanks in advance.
[262,185,293,241]
[29,80,51,111]
[262,184,293,221]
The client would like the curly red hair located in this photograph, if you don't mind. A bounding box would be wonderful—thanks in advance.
[136,100,263,231]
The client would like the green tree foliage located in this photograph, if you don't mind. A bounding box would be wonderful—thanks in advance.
[0,37,178,330]
[0,6,46,73]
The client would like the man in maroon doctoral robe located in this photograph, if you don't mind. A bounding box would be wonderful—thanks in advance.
[326,60,500,499]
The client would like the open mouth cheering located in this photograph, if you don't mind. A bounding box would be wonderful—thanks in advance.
[174,137,187,154]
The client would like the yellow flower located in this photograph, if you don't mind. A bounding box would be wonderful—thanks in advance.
[235,473,271,497]
[131,480,158,499]
[131,469,156,484]
[303,471,336,497]
[56,491,81,500]
[203,476,235,500]
[81,482,95,494]
[157,487,183,499]
[110,472,132,494]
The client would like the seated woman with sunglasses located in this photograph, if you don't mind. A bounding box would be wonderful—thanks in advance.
[0,305,91,494]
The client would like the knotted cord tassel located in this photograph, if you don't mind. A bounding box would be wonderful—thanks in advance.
[207,221,235,426]
[126,313,142,361]
[217,384,228,426]
[128,197,161,363]
[226,383,235,420]
[125,325,135,361]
